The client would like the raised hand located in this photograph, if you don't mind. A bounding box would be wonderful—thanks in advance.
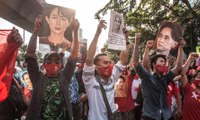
[96,20,107,35]
[71,18,80,31]
[181,52,198,75]
[189,52,199,60]
[7,27,23,46]
[123,27,129,40]
[178,39,186,47]
[34,15,42,31]
[146,40,155,50]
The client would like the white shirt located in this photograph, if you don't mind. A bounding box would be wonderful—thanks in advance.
[131,78,141,99]
[82,61,125,120]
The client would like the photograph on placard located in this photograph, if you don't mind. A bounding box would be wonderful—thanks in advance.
[155,21,185,57]
[107,10,126,51]
[38,4,75,58]
[114,75,128,97]
[18,71,33,91]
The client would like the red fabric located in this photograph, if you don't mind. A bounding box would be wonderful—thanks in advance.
[182,83,200,120]
[24,86,30,96]
[0,30,19,102]
[115,74,135,112]
[167,82,180,109]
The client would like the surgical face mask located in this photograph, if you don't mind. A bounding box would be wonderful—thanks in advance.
[44,61,61,77]
[97,64,113,78]
[155,64,168,74]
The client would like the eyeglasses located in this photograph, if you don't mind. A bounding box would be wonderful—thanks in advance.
[46,59,61,64]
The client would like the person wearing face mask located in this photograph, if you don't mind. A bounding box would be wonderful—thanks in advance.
[132,32,185,120]
[82,20,129,120]
[180,52,200,120]
[25,15,79,120]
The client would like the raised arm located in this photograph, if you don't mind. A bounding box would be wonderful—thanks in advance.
[132,33,141,67]
[26,15,42,58]
[173,84,182,119]
[63,19,80,80]
[142,40,154,71]
[70,19,80,60]
[86,20,107,66]
[171,39,186,75]
[181,53,198,86]
[119,28,129,65]
[25,15,42,85]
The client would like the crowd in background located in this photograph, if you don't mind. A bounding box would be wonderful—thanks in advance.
[0,10,200,120]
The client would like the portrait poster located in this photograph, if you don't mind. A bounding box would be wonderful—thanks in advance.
[107,10,126,51]
[114,74,128,97]
[38,4,76,58]
[18,71,31,88]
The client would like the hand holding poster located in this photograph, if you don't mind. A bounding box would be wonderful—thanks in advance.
[107,10,126,51]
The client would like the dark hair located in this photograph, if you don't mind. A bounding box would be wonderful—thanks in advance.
[44,5,73,21]
[156,21,185,57]
[157,21,184,42]
[128,66,136,76]
[150,54,166,70]
[43,52,62,65]
[21,72,28,81]
[114,14,122,24]
[39,4,75,41]
[22,62,27,68]
[118,75,125,82]
[94,53,108,65]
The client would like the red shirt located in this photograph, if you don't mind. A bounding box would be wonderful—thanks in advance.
[115,74,135,112]
[182,83,200,120]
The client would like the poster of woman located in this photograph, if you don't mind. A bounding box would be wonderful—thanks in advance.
[38,4,75,58]
[107,10,126,51]
[114,75,128,97]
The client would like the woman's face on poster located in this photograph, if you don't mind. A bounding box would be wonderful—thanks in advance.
[46,7,70,35]
[23,73,33,89]
[117,78,125,90]
[114,16,121,31]
[156,27,177,55]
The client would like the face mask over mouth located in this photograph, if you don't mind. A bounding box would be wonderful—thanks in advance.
[98,64,113,78]
[155,64,168,75]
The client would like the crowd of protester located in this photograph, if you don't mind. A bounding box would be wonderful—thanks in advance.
[1,14,200,120]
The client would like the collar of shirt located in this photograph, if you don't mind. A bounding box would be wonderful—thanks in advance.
[95,75,113,85]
